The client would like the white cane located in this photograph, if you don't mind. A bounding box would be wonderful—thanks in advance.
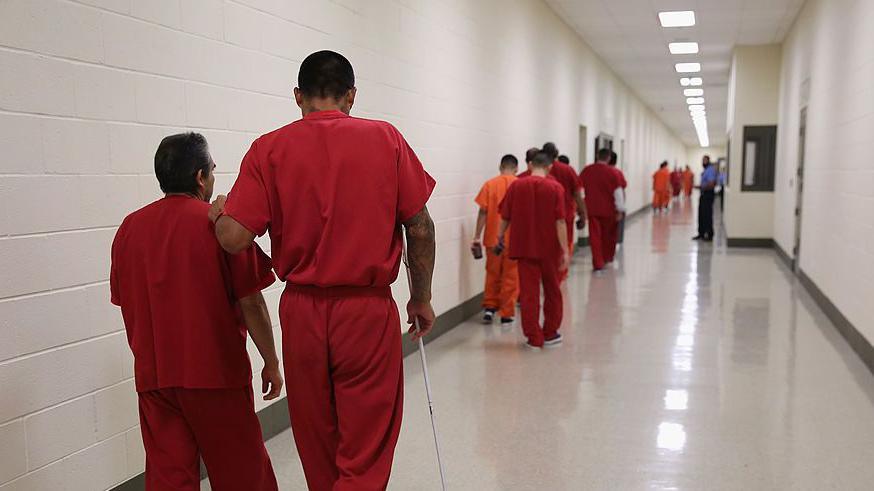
[402,237,448,491]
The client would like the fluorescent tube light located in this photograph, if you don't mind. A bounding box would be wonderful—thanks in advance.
[669,42,699,54]
[684,88,704,97]
[675,63,701,73]
[659,11,696,28]
[686,97,705,105]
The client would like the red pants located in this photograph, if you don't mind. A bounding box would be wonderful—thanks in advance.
[588,215,617,270]
[281,285,403,491]
[483,248,519,318]
[138,387,277,491]
[517,257,563,347]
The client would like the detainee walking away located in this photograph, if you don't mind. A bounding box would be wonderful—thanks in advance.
[210,51,436,491]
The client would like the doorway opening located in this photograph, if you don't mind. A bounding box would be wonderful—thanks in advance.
[577,125,588,172]
[793,107,807,272]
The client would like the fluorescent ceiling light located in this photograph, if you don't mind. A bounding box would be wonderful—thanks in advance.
[669,42,699,54]
[681,77,703,86]
[684,88,704,97]
[689,105,706,113]
[686,97,705,105]
[659,11,696,28]
[675,63,701,73]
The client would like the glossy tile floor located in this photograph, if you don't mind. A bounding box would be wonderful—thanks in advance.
[206,199,874,490]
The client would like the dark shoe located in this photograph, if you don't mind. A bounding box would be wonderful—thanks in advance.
[544,334,563,347]
[500,317,515,325]
[702,236,714,242]
[482,309,496,323]
[692,235,703,241]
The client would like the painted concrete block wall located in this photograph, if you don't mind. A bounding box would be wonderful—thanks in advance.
[724,45,782,239]
[773,0,874,346]
[685,146,726,178]
[0,0,684,488]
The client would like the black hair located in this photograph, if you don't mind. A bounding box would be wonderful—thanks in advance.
[660,161,669,168]
[154,132,211,194]
[597,147,611,161]
[525,147,540,163]
[531,152,552,168]
[557,155,570,164]
[500,154,519,168]
[298,50,355,100]
[609,151,618,166]
[542,142,559,160]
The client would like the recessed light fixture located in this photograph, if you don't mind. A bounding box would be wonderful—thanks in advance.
[689,105,706,112]
[684,88,704,97]
[669,42,699,54]
[680,77,703,86]
[659,11,696,28]
[686,97,705,105]
[675,63,701,73]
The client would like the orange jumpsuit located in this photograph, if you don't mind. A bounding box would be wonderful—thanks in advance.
[682,169,695,197]
[652,168,672,209]
[475,174,519,319]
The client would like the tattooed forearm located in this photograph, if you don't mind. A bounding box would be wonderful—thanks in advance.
[403,206,436,303]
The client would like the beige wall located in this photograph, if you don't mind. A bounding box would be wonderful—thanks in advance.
[0,0,685,488]
[724,44,782,239]
[773,0,874,346]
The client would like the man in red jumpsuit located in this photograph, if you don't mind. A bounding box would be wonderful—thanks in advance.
[608,151,628,251]
[541,142,585,275]
[497,152,569,349]
[580,148,626,272]
[210,51,437,491]
[111,133,281,490]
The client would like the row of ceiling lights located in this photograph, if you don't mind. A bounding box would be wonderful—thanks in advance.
[659,10,709,148]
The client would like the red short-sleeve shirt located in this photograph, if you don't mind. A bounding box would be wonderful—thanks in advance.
[611,166,627,189]
[223,110,436,288]
[549,161,582,218]
[499,176,566,260]
[110,196,275,392]
[579,162,621,218]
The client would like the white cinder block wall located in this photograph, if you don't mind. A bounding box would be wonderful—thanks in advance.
[773,0,874,346]
[0,0,685,488]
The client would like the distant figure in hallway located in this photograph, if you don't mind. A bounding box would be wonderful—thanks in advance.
[110,133,281,490]
[558,154,571,165]
[608,151,627,248]
[580,148,626,272]
[542,142,585,278]
[682,165,695,198]
[497,152,568,350]
[473,154,519,325]
[211,51,436,490]
[652,161,672,211]
[670,166,683,200]
[693,155,718,241]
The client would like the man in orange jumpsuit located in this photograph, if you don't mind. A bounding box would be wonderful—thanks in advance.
[497,152,569,349]
[682,165,695,198]
[580,148,626,272]
[111,133,281,490]
[473,154,519,324]
[652,161,672,211]
[210,51,437,491]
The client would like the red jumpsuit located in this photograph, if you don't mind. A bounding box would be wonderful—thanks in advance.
[110,196,278,491]
[499,176,566,347]
[580,163,622,270]
[549,160,583,257]
[224,110,435,491]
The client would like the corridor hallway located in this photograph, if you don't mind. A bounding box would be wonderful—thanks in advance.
[225,199,874,490]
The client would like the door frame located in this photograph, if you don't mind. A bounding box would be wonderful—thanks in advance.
[793,107,807,272]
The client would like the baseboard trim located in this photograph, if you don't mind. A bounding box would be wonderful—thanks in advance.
[798,269,874,376]
[773,242,794,270]
[726,237,775,248]
[111,292,484,491]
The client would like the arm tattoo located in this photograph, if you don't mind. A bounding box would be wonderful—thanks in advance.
[403,206,436,302]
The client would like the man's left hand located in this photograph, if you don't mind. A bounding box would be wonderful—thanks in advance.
[208,195,227,223]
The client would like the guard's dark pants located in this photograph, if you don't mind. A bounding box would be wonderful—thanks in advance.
[698,189,715,239]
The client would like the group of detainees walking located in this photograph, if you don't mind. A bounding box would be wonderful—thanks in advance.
[471,144,627,350]
[471,149,722,353]
[107,48,723,491]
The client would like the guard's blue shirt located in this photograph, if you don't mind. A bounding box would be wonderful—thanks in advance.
[701,165,718,188]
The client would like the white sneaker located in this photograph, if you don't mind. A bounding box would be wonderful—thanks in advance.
[522,341,542,351]
[544,334,563,348]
